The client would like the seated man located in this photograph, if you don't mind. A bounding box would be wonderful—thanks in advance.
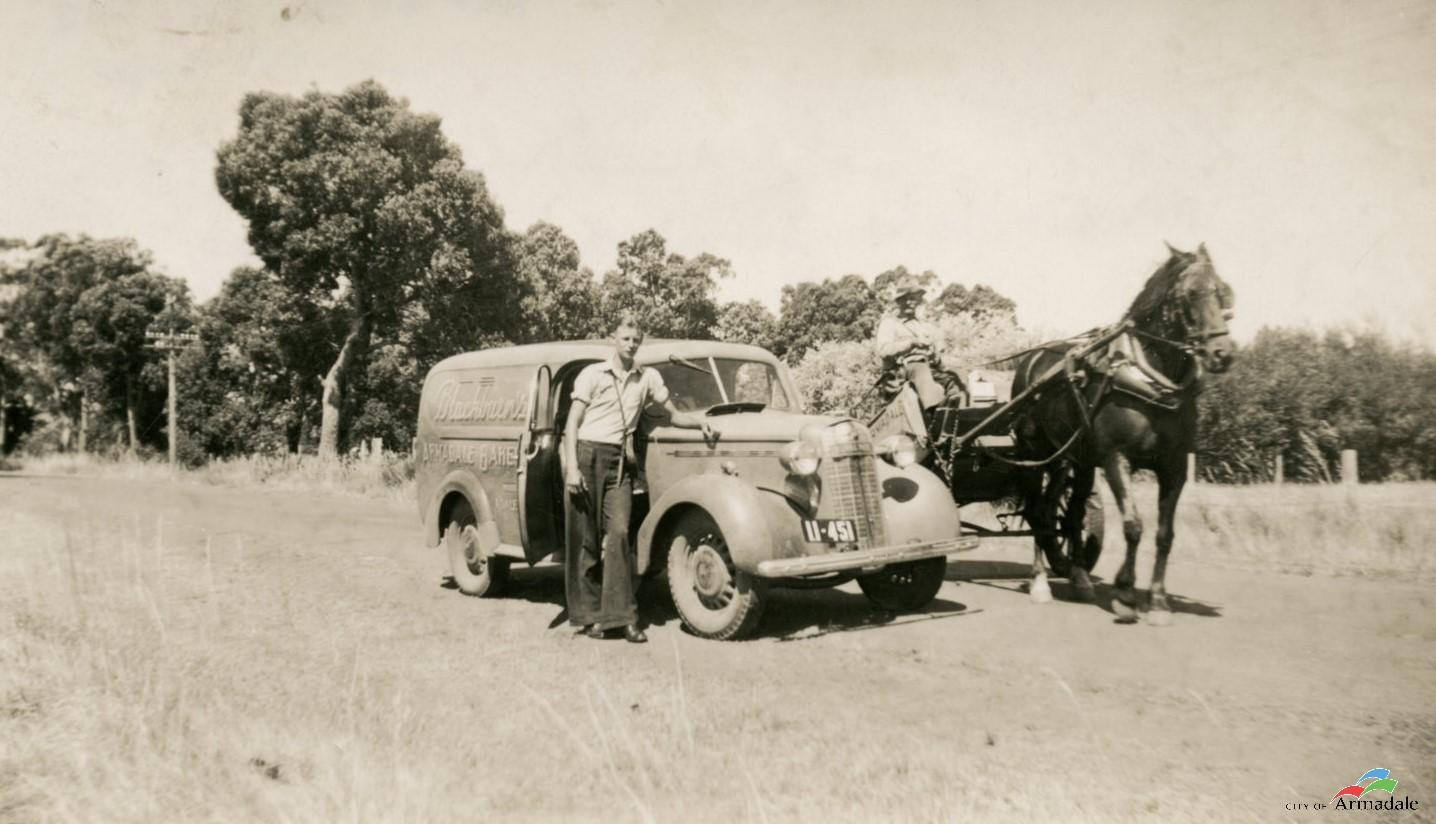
[875,275,963,411]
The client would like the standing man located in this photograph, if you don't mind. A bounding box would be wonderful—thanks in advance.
[563,312,714,643]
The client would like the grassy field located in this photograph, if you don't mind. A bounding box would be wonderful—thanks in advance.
[1,463,1432,822]
[9,452,417,504]
[1137,481,1436,580]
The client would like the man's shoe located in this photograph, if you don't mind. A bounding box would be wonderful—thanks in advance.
[584,624,606,639]
[623,624,648,644]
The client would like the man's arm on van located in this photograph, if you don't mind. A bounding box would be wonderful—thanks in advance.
[660,400,715,444]
[641,369,714,444]
[564,398,587,495]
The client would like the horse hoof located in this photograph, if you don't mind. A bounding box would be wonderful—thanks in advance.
[1029,579,1052,604]
[1112,597,1138,623]
[1147,609,1173,627]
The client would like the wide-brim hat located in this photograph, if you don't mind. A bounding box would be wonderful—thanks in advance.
[894,276,926,299]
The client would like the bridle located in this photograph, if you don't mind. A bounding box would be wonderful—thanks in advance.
[1128,259,1233,388]
[1137,261,1229,348]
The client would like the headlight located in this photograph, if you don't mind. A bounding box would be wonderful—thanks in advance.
[779,440,821,475]
[877,434,917,468]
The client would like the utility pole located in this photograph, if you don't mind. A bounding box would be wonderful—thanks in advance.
[0,323,7,456]
[145,327,198,465]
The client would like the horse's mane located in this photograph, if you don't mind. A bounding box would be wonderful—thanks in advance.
[1124,254,1190,324]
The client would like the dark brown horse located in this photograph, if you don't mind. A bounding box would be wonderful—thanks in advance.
[1013,243,1235,624]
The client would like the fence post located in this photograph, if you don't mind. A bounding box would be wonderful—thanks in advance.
[1186,452,1197,484]
[1274,454,1284,485]
[1341,449,1358,485]
[370,437,383,464]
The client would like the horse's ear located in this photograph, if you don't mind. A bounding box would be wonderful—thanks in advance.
[1197,242,1209,260]
[1164,240,1183,257]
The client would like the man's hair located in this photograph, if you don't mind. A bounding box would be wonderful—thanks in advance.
[613,311,644,336]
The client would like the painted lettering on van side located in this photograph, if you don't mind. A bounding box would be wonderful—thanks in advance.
[419,441,519,471]
[428,379,528,423]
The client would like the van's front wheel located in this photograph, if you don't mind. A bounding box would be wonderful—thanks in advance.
[445,499,509,597]
[666,510,765,640]
[857,556,946,611]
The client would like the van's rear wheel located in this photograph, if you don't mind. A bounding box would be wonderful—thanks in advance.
[667,510,765,640]
[445,499,509,597]
[857,556,947,611]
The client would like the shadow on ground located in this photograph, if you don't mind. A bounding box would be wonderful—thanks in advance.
[641,571,977,642]
[1050,578,1223,620]
[446,557,1220,634]
[946,559,1033,581]
[944,559,1223,621]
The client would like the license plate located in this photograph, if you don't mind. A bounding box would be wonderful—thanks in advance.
[801,518,858,544]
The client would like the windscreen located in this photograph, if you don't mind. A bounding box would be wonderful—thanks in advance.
[652,358,792,412]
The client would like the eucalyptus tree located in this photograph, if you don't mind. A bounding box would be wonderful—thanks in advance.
[216,80,520,457]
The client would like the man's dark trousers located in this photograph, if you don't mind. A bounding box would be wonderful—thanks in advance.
[565,440,637,631]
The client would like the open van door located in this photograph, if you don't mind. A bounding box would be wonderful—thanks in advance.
[518,365,563,563]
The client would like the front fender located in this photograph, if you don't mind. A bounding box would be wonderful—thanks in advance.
[873,459,963,543]
[636,473,800,576]
[421,468,498,547]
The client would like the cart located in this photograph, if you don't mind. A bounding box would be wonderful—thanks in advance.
[869,324,1135,575]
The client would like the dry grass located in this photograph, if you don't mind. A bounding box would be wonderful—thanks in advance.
[12,452,415,504]
[1134,481,1436,579]
[2,471,1432,822]
[0,504,1129,824]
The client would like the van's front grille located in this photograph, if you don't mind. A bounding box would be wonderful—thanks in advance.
[816,424,887,548]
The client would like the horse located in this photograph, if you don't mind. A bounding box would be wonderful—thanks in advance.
[1012,243,1235,625]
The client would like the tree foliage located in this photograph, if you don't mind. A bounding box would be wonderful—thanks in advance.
[517,222,602,341]
[215,80,519,456]
[1199,327,1436,482]
[178,267,338,456]
[933,282,1016,320]
[72,269,191,451]
[775,275,880,362]
[0,235,188,453]
[599,230,729,339]
[714,300,779,352]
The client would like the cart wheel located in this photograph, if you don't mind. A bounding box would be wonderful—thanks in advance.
[1074,493,1105,571]
[1041,468,1104,576]
[666,510,766,640]
[445,499,509,597]
[857,556,947,611]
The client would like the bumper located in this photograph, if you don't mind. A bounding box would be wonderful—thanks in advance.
[753,536,979,578]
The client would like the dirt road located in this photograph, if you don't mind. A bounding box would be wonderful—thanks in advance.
[3,474,1432,822]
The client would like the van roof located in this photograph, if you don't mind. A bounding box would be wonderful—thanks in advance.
[430,339,781,372]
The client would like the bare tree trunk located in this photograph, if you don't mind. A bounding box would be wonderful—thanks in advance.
[318,311,372,459]
[78,387,89,453]
[1,372,7,454]
[125,376,138,454]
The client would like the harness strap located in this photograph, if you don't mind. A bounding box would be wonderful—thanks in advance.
[609,368,643,485]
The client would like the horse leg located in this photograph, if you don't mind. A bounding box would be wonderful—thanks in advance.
[1147,461,1186,627]
[1067,465,1097,603]
[1103,453,1142,623]
[1029,543,1052,604]
[1023,469,1052,604]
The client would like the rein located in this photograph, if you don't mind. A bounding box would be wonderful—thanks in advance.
[968,313,1211,469]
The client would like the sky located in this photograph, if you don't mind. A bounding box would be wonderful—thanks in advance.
[3,0,1435,346]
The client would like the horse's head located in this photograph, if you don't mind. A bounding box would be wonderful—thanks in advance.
[1132,243,1236,374]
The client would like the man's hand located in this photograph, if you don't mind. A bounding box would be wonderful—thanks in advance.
[700,421,717,446]
[565,468,586,497]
